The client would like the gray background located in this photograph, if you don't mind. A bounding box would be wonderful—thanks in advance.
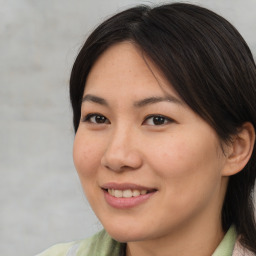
[1,0,256,256]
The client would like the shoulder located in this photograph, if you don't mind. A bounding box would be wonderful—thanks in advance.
[35,241,77,256]
[35,230,123,256]
[232,240,255,256]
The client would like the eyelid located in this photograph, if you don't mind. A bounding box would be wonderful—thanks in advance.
[143,114,174,125]
[81,113,110,124]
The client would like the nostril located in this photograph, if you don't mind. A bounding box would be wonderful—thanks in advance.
[100,139,143,172]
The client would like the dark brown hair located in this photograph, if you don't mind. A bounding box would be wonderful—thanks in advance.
[70,3,256,253]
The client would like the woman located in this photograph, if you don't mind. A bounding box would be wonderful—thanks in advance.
[38,3,256,256]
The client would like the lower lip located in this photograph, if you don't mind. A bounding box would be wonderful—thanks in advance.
[103,190,156,209]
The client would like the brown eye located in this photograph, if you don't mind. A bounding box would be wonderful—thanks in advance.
[83,114,110,124]
[143,115,172,126]
[94,115,107,123]
[152,116,166,125]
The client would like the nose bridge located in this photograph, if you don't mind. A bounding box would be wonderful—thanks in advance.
[110,123,131,150]
[101,122,142,171]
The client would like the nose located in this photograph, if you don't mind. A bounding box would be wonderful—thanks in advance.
[101,127,143,172]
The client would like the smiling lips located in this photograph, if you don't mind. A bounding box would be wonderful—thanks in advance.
[107,189,147,198]
[102,183,157,208]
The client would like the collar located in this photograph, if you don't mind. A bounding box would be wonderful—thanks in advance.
[212,225,237,256]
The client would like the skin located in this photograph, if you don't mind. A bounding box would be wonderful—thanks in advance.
[73,42,242,256]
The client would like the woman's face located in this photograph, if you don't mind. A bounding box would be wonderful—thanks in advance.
[73,42,229,242]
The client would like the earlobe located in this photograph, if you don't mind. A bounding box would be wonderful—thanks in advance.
[222,122,255,176]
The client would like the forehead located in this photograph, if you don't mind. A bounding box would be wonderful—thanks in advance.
[84,42,180,101]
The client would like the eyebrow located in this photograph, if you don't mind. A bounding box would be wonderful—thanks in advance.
[81,94,183,107]
[133,96,183,107]
[82,94,108,106]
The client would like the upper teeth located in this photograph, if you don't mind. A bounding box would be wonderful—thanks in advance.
[108,189,147,198]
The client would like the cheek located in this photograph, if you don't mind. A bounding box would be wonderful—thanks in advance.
[73,131,103,179]
[148,131,223,190]
[151,134,224,221]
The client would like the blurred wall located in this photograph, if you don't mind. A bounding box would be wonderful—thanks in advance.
[1,0,256,255]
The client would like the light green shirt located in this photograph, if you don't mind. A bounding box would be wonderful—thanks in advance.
[36,225,237,256]
[212,225,237,256]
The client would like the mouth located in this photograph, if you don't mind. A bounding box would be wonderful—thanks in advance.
[101,183,157,209]
[104,188,156,198]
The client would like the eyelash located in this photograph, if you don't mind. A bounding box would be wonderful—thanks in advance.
[82,113,174,126]
[143,114,173,126]
[82,113,110,124]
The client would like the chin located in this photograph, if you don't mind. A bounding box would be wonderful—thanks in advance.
[103,225,146,243]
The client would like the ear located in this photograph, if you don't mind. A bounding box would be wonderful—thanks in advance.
[222,122,255,176]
